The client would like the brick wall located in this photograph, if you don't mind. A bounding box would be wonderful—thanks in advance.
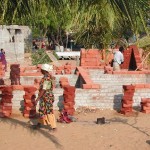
[9,68,150,111]
[121,45,142,70]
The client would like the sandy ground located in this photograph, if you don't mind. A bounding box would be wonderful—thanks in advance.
[0,109,150,150]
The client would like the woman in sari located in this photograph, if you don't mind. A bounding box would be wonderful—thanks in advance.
[0,49,7,71]
[35,64,56,131]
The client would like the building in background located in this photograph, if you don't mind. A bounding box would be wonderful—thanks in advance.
[0,25,32,63]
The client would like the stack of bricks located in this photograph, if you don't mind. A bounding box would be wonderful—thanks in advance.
[121,45,142,70]
[80,49,101,67]
[55,66,64,74]
[131,45,142,70]
[141,98,150,114]
[59,77,69,88]
[0,62,5,77]
[63,85,76,115]
[23,86,37,118]
[64,62,72,74]
[34,78,41,89]
[0,86,13,117]
[121,47,131,69]
[120,85,135,115]
[10,64,20,85]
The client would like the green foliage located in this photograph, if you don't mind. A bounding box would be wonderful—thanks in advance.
[31,49,51,65]
[137,36,150,48]
[0,0,150,49]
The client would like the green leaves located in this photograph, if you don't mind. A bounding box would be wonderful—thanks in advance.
[0,0,149,49]
[31,49,51,65]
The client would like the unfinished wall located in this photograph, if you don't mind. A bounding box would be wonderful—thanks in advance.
[121,45,142,70]
[9,67,150,112]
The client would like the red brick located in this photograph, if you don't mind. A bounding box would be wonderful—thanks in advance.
[23,109,36,114]
[23,113,36,118]
[24,86,37,93]
[63,90,75,95]
[65,108,75,115]
[63,86,75,92]
[141,98,150,103]
[24,102,35,107]
[123,85,135,90]
[122,101,133,104]
[64,101,75,106]
[124,91,134,95]
[91,84,101,89]
[120,110,133,115]
[23,94,36,100]
[144,84,150,88]
[122,95,133,100]
[64,98,75,103]
[12,85,24,90]
[141,110,150,114]
[142,106,150,110]
[0,105,12,110]
[24,106,36,111]
[82,84,92,89]
[63,94,75,99]
[135,84,145,89]
[59,77,68,82]
[24,99,36,103]
[1,98,12,103]
[120,107,132,112]
[122,103,132,108]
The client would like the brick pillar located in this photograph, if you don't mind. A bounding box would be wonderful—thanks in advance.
[63,85,76,115]
[10,64,20,85]
[0,86,13,117]
[141,98,150,114]
[23,86,37,118]
[120,85,135,115]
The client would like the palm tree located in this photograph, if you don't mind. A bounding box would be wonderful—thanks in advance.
[0,0,149,49]
[71,0,150,48]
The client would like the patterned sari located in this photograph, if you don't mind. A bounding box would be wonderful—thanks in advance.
[38,74,56,128]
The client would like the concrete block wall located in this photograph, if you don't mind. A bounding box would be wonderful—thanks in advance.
[146,74,150,83]
[20,76,42,85]
[10,88,64,110]
[53,88,64,110]
[133,88,150,107]
[74,88,123,109]
[88,69,147,85]
[10,68,150,111]
[12,90,25,108]
[55,74,78,87]
[73,69,150,109]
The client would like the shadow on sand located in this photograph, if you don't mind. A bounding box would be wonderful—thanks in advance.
[0,117,63,149]
[107,113,150,137]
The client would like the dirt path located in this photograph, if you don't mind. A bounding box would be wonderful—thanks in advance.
[0,109,150,150]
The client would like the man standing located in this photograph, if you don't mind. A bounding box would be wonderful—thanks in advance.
[113,46,124,71]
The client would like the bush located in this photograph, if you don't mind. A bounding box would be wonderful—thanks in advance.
[31,49,52,65]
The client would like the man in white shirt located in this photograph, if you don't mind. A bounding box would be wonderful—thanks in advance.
[113,46,124,71]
